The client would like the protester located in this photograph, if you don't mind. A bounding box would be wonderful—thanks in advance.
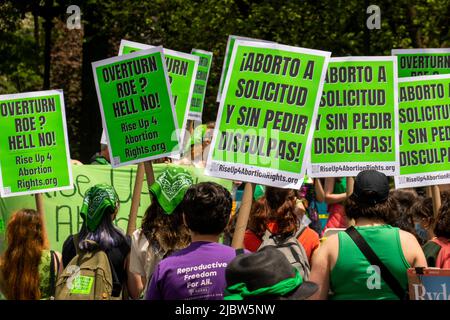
[224,247,318,300]
[309,170,427,300]
[61,184,130,298]
[389,189,421,244]
[244,187,319,264]
[411,197,435,244]
[422,199,450,268]
[0,209,62,300]
[145,182,235,300]
[314,178,350,231]
[90,143,110,164]
[127,167,193,299]
[411,192,450,245]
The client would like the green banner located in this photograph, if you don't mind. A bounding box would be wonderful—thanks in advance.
[188,49,213,121]
[309,57,399,177]
[206,40,330,188]
[0,90,72,197]
[92,47,180,167]
[392,49,450,78]
[119,40,199,147]
[0,163,233,253]
[217,35,270,103]
[395,74,450,188]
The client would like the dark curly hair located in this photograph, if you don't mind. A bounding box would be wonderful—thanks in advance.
[182,182,232,235]
[410,196,434,222]
[411,192,450,225]
[248,187,298,238]
[345,194,397,223]
[434,198,450,239]
[389,189,418,218]
[141,196,190,253]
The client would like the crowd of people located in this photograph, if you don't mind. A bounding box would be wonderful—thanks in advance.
[0,162,449,300]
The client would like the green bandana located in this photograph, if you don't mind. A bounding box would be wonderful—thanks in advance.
[224,269,303,300]
[80,184,119,232]
[149,167,193,214]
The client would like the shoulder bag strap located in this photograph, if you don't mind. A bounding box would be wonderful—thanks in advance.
[345,226,406,300]
[72,234,80,255]
[49,250,57,296]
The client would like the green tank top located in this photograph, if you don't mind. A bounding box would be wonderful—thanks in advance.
[330,225,410,300]
[333,178,346,194]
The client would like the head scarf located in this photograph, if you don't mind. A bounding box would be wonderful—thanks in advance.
[224,269,303,300]
[149,167,194,214]
[80,184,119,232]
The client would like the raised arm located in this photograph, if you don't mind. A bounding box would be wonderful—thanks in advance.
[324,178,347,204]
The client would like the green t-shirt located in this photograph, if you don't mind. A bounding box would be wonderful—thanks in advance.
[330,225,410,300]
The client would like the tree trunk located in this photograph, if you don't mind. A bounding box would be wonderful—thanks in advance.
[79,6,110,162]
[42,0,54,90]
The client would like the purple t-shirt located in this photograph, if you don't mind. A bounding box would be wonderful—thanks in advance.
[145,241,236,300]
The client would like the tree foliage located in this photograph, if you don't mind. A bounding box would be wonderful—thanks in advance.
[0,0,449,161]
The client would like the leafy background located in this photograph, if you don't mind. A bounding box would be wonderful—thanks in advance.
[0,0,449,162]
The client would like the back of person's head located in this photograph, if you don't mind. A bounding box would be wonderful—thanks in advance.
[390,189,418,216]
[141,201,190,253]
[78,184,126,252]
[1,209,48,300]
[264,187,298,237]
[142,167,193,251]
[389,189,419,240]
[182,182,232,235]
[346,170,396,223]
[224,247,317,300]
[434,199,450,239]
[411,196,434,223]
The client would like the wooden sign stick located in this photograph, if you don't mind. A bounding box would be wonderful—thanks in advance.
[35,193,48,242]
[126,163,145,236]
[144,161,155,192]
[231,182,255,249]
[431,185,441,219]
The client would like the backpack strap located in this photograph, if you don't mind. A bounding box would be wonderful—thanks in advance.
[72,234,80,256]
[345,226,406,300]
[107,252,121,297]
[295,224,307,238]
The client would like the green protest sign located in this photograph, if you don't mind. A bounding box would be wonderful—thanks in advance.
[0,90,73,197]
[392,49,450,78]
[395,74,450,188]
[188,49,213,121]
[309,57,399,177]
[119,40,199,148]
[206,40,330,188]
[0,163,233,253]
[217,35,270,103]
[92,47,180,167]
